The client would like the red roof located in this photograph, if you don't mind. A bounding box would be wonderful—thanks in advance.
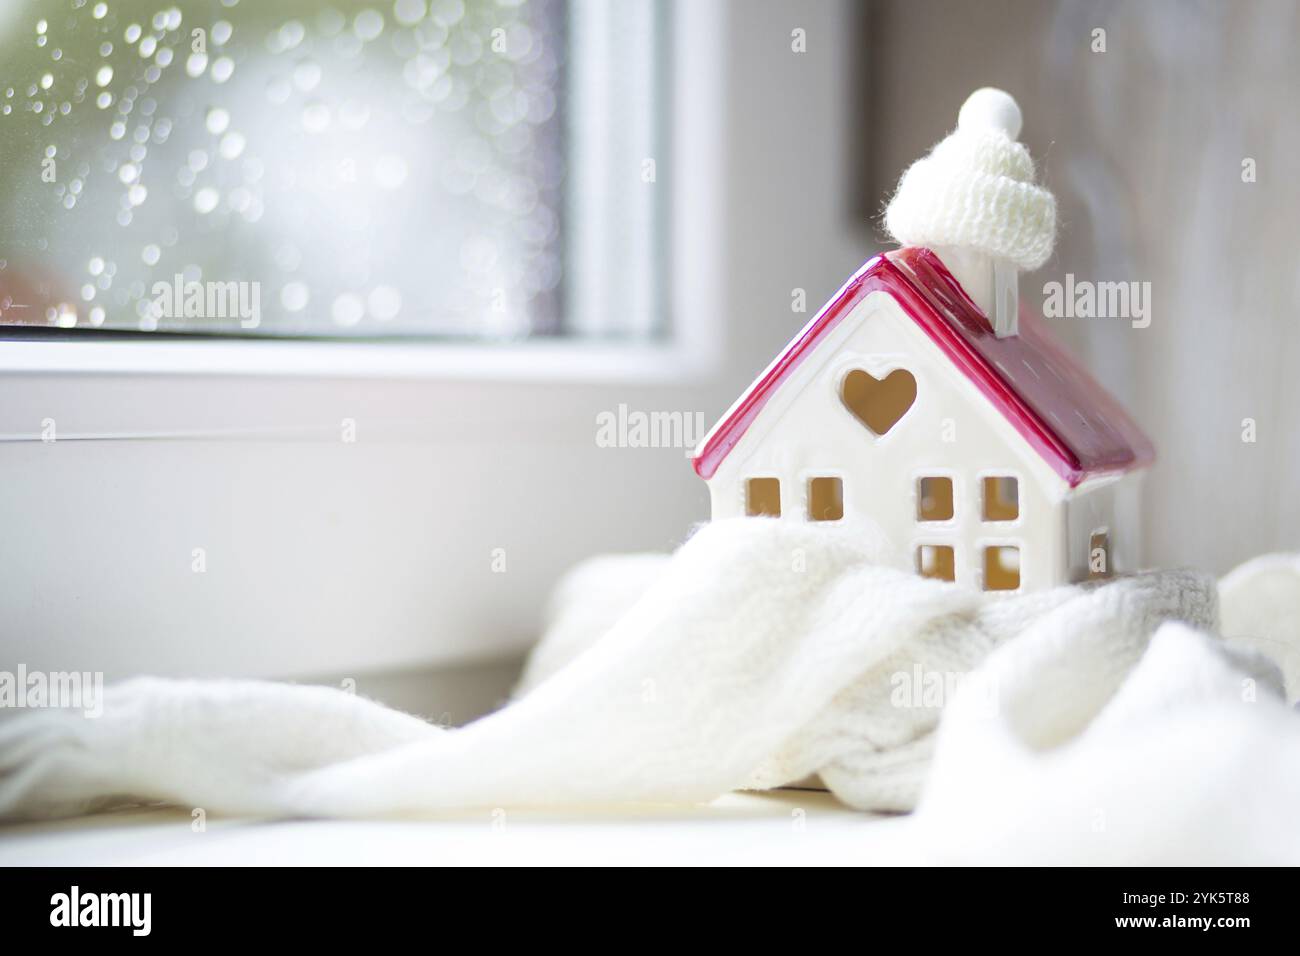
[692,247,1154,487]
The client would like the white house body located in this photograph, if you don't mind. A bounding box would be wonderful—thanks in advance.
[693,248,1151,592]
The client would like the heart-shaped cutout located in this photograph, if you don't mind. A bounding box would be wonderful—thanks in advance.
[841,368,916,436]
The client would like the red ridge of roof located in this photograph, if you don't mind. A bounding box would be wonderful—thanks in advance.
[692,247,1154,487]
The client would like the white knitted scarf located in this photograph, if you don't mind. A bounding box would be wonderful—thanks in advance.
[3,519,1298,866]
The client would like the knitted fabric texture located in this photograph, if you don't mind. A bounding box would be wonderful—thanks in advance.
[884,126,1056,271]
[6,518,1298,848]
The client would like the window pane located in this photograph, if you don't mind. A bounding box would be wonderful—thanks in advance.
[916,475,953,521]
[916,544,955,582]
[745,477,780,517]
[982,545,1020,590]
[807,475,843,522]
[0,1,662,339]
[981,476,1019,521]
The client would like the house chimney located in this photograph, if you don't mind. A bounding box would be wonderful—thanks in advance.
[933,244,1019,338]
[883,88,1055,340]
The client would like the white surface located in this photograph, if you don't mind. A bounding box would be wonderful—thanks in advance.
[0,791,913,867]
[0,338,717,386]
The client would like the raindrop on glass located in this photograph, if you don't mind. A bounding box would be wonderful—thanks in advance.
[205,107,230,134]
[219,131,246,159]
[301,101,331,132]
[193,186,220,214]
[354,10,385,42]
[394,0,428,27]
[368,285,402,320]
[293,60,322,92]
[331,293,364,326]
[281,281,309,312]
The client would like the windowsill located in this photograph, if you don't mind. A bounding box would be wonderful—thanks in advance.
[0,333,719,385]
[0,790,914,866]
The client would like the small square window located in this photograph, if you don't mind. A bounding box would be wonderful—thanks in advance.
[982,476,1019,521]
[916,544,956,582]
[746,478,781,517]
[917,476,954,521]
[808,476,844,521]
[983,545,1020,590]
[1089,530,1111,579]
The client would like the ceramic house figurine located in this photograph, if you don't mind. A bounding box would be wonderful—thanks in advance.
[691,89,1153,591]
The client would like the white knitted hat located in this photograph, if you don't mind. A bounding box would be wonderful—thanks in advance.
[884,88,1056,272]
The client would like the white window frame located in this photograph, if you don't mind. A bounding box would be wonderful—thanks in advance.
[0,0,725,407]
[0,1,738,684]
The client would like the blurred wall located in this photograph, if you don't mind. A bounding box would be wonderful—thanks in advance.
[857,0,1300,572]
